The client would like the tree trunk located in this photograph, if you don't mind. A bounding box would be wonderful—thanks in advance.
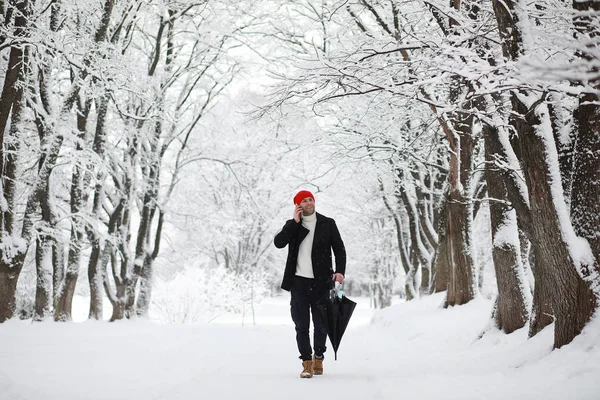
[399,187,422,300]
[571,98,600,262]
[571,0,600,264]
[517,100,591,348]
[0,102,25,321]
[34,237,53,321]
[0,0,28,162]
[88,96,110,319]
[106,179,135,321]
[569,97,600,332]
[444,110,476,307]
[548,97,575,206]
[136,209,164,316]
[0,273,19,321]
[432,196,450,293]
[88,242,104,320]
[0,255,25,322]
[568,0,600,336]
[413,171,438,295]
[484,123,530,333]
[0,0,30,321]
[36,171,58,321]
[132,117,162,316]
[399,178,435,297]
[420,266,430,297]
[378,178,414,298]
[110,276,128,322]
[53,254,80,321]
[108,239,135,322]
[518,230,534,293]
[445,188,475,306]
[136,256,153,316]
[54,107,91,321]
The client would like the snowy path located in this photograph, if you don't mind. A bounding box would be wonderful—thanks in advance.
[1,293,599,400]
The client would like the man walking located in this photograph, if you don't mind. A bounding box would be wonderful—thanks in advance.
[274,190,346,378]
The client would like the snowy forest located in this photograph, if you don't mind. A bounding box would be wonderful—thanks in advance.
[1,0,599,356]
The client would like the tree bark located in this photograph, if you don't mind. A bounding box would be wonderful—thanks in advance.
[0,254,25,322]
[87,242,103,319]
[132,133,160,317]
[484,123,530,333]
[0,0,28,165]
[411,172,437,296]
[445,189,475,306]
[518,100,592,347]
[378,177,414,299]
[432,196,450,293]
[399,184,430,299]
[570,99,599,256]
[568,0,600,336]
[107,188,135,321]
[548,98,575,206]
[34,237,53,320]
[571,0,600,268]
[444,109,476,307]
[87,95,110,320]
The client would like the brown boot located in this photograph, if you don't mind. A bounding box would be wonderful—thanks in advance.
[300,360,313,378]
[313,355,323,375]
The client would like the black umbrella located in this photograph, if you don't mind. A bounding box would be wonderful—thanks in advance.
[316,282,357,360]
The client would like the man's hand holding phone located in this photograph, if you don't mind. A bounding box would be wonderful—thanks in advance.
[293,205,302,223]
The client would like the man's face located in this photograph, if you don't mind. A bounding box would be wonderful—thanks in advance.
[299,197,315,216]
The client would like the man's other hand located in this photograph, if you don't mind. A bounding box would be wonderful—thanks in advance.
[333,273,344,283]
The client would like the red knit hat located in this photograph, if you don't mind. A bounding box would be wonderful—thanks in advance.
[293,190,315,205]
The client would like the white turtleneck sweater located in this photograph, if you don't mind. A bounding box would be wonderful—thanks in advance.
[296,212,316,278]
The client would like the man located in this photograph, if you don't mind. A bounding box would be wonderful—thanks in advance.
[274,190,346,378]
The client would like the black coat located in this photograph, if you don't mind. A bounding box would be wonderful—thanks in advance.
[274,212,346,292]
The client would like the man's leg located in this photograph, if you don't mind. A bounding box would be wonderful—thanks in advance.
[290,277,313,361]
[310,298,328,358]
[309,286,327,375]
[310,282,328,358]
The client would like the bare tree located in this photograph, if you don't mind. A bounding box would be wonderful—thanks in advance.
[0,0,31,322]
[53,0,117,322]
[492,0,598,347]
[98,1,235,320]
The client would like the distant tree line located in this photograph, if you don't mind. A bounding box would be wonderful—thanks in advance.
[0,0,240,322]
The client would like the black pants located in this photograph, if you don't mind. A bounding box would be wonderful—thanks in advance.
[290,276,328,361]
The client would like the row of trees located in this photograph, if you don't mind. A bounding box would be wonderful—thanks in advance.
[2,0,599,351]
[0,0,244,322]
[261,0,600,348]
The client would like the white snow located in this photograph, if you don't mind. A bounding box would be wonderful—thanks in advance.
[492,208,520,249]
[0,293,598,400]
[0,235,28,266]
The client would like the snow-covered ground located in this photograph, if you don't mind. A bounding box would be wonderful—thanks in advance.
[1,293,598,400]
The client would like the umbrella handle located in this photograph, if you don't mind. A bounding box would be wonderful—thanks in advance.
[336,282,345,298]
[329,281,345,300]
